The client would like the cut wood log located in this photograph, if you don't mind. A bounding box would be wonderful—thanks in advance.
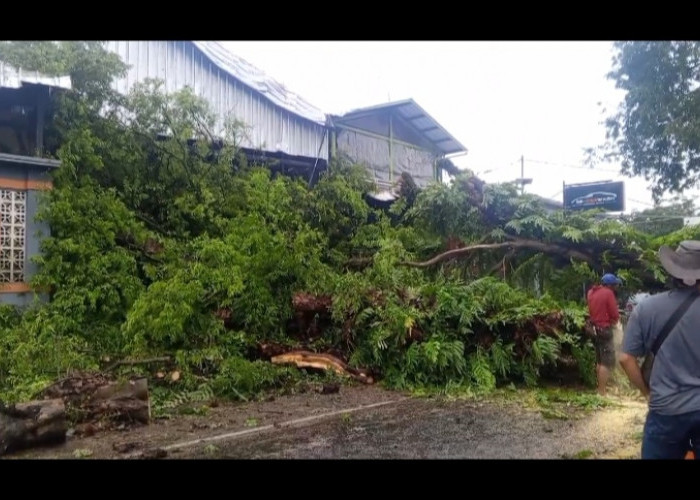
[271,351,373,384]
[87,377,150,424]
[0,398,67,456]
[40,372,151,426]
[40,372,112,400]
[91,377,149,402]
[84,397,150,425]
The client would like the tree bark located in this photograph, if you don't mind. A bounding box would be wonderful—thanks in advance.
[0,398,67,456]
[40,373,151,426]
[86,378,150,424]
[271,351,374,384]
[401,238,593,268]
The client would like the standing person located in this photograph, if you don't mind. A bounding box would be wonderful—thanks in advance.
[587,273,622,396]
[619,240,700,459]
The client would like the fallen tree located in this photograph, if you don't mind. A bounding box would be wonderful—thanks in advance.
[401,238,593,268]
[4,41,694,409]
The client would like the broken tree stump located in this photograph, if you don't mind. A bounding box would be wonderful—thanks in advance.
[271,351,374,384]
[39,372,151,427]
[87,377,150,424]
[0,398,67,456]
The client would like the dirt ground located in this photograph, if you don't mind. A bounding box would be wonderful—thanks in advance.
[3,377,649,460]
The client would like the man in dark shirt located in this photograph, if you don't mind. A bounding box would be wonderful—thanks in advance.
[587,273,621,396]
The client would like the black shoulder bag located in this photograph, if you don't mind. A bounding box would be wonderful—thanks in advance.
[641,290,700,388]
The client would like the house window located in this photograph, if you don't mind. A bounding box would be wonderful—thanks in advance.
[0,189,26,283]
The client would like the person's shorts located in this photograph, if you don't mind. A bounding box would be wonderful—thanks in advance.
[594,331,616,369]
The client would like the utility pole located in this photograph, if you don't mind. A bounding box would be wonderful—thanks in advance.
[516,155,532,195]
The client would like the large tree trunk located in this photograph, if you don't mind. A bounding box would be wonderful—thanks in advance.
[0,398,67,456]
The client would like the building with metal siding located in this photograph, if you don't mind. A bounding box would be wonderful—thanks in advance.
[331,99,468,190]
[105,41,329,166]
[104,42,469,187]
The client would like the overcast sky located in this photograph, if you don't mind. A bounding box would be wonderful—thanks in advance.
[221,41,697,214]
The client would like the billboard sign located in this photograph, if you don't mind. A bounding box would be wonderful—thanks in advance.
[563,181,625,212]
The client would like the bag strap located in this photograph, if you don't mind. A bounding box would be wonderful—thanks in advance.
[651,289,700,355]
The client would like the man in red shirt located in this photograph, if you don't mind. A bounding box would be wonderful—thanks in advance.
[587,273,622,396]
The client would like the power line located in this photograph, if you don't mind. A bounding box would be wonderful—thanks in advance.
[628,197,656,208]
[473,160,519,176]
[526,158,620,174]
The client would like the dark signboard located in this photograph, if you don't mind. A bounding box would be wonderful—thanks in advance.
[563,181,625,212]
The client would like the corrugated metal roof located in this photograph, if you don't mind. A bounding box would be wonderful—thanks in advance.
[336,99,467,156]
[0,62,71,90]
[192,42,327,126]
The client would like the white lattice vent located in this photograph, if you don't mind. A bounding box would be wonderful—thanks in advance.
[0,189,26,283]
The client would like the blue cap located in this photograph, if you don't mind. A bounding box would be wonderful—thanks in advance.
[601,273,622,285]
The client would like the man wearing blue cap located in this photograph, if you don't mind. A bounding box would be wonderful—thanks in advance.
[587,272,622,396]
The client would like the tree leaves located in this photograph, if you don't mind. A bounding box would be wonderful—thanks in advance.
[603,41,700,201]
[2,41,695,403]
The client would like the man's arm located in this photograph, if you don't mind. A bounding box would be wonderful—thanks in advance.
[618,352,650,399]
[619,305,649,399]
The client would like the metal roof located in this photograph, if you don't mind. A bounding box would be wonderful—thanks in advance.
[335,99,467,156]
[0,152,61,168]
[0,62,71,90]
[192,42,327,126]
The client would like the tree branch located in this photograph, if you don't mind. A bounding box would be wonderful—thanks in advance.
[488,249,516,277]
[104,356,171,372]
[401,238,593,268]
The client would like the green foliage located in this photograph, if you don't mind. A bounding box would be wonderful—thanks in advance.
[468,347,497,393]
[32,180,147,352]
[406,173,485,240]
[534,387,612,413]
[211,357,307,401]
[0,305,98,402]
[308,162,373,255]
[1,41,677,404]
[388,337,467,389]
[601,41,700,201]
[152,384,215,414]
[563,334,597,388]
[0,41,127,101]
[489,339,517,379]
